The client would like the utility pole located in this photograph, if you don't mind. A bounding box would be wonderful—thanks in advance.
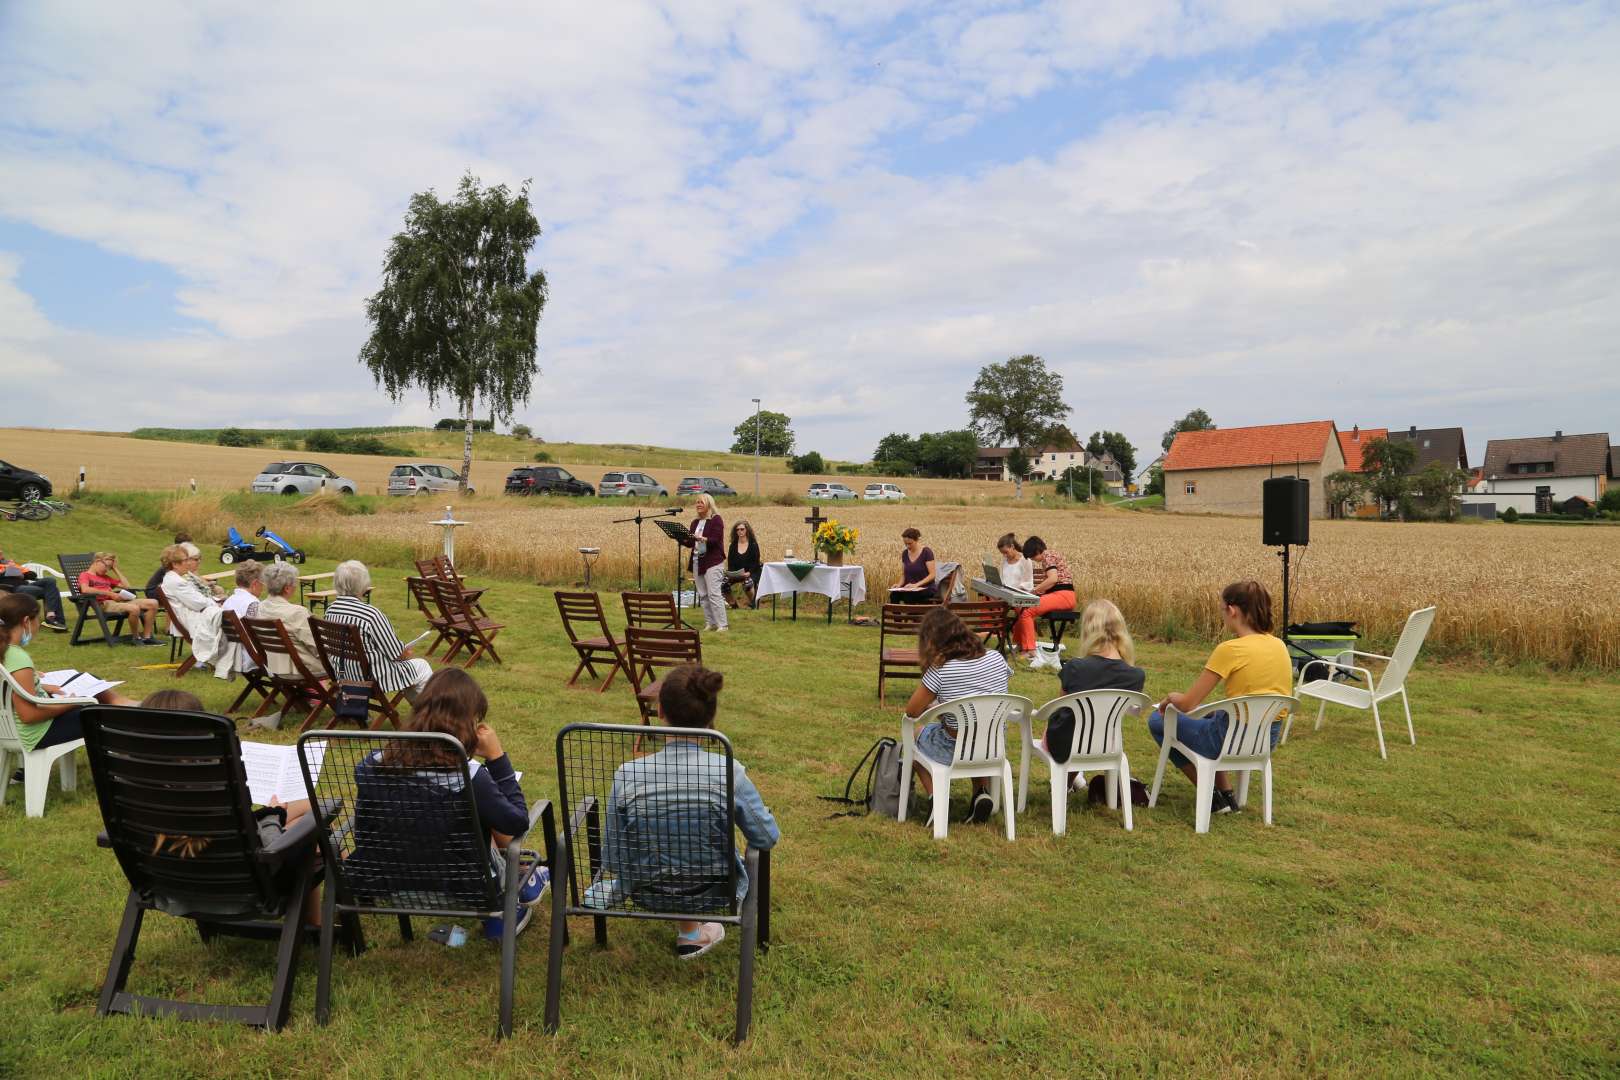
[751,398,761,497]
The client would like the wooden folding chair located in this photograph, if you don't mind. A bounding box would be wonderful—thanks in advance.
[221,611,278,716]
[949,599,1011,655]
[622,591,678,630]
[431,555,488,615]
[155,589,197,677]
[555,591,629,691]
[404,577,453,658]
[309,618,405,729]
[877,603,929,704]
[242,616,334,730]
[623,627,701,723]
[426,578,505,668]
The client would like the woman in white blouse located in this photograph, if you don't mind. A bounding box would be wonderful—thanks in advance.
[996,532,1035,592]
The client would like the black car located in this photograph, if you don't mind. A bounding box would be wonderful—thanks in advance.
[0,460,52,500]
[505,465,594,497]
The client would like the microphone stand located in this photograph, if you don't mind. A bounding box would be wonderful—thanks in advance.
[612,507,682,591]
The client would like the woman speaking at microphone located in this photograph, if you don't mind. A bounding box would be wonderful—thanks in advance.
[681,493,728,632]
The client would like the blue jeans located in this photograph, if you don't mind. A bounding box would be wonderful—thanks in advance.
[1148,709,1280,768]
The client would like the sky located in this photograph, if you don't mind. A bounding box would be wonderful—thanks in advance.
[2,1,1618,469]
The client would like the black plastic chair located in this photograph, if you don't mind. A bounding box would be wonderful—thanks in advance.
[544,723,772,1044]
[80,704,343,1031]
[59,553,128,646]
[298,730,555,1039]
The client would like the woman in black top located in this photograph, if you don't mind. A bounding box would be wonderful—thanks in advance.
[726,519,763,609]
[1045,599,1147,764]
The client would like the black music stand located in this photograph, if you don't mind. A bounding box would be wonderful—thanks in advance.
[614,508,682,590]
[654,518,697,629]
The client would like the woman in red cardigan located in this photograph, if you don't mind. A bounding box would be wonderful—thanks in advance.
[682,493,728,632]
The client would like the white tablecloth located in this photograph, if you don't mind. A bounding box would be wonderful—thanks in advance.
[756,562,867,605]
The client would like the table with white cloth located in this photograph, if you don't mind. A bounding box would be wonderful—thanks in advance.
[755,562,867,623]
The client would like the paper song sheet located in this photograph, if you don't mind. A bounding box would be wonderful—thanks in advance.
[240,739,324,805]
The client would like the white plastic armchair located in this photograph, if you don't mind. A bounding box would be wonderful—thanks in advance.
[1020,689,1152,834]
[1147,694,1298,833]
[1290,606,1436,759]
[21,563,64,579]
[1,665,96,818]
[898,693,1031,840]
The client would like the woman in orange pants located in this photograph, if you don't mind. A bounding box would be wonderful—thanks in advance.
[1012,535,1077,659]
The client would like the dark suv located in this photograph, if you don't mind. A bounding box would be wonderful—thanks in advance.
[505,465,594,497]
[0,460,52,500]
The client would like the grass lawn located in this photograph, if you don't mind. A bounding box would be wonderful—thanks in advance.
[1,507,1616,1077]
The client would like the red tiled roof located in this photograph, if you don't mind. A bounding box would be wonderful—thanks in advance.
[1164,421,1338,472]
[1336,426,1389,472]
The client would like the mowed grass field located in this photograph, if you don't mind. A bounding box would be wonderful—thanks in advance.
[1,427,996,500]
[0,506,1616,1077]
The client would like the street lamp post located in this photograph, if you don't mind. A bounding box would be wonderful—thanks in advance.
[751,397,761,497]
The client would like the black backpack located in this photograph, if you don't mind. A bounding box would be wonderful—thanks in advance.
[821,737,905,819]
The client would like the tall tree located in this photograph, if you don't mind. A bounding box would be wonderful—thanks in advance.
[1360,437,1418,519]
[1086,430,1138,484]
[1161,408,1216,452]
[965,354,1071,498]
[1410,462,1467,521]
[1325,470,1365,519]
[873,432,920,471]
[914,429,978,479]
[360,173,547,493]
[731,410,794,456]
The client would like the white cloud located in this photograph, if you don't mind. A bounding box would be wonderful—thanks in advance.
[1,1,1618,463]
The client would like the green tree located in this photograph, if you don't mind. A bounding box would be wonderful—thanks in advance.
[1325,470,1365,519]
[1360,437,1418,519]
[732,410,794,457]
[361,172,547,494]
[511,423,533,440]
[216,427,261,448]
[1085,430,1138,485]
[1411,462,1468,521]
[1145,464,1165,497]
[1599,488,1620,514]
[965,354,1071,499]
[1059,464,1104,502]
[914,430,978,479]
[1161,408,1216,452]
[873,432,919,470]
[788,450,824,475]
[1046,424,1083,451]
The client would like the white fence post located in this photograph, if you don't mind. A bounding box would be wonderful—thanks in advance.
[189,478,196,494]
[78,466,86,492]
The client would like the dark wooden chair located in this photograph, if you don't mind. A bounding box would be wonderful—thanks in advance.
[877,603,929,704]
[309,618,404,729]
[414,556,487,615]
[555,591,628,692]
[544,723,771,1044]
[949,599,1011,655]
[59,553,128,646]
[623,627,701,723]
[426,577,505,668]
[242,616,333,729]
[221,610,277,715]
[622,591,678,630]
[297,730,555,1039]
[405,576,453,657]
[154,588,197,677]
[79,704,350,1031]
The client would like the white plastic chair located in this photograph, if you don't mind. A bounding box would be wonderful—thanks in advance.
[898,693,1030,840]
[1290,606,1435,759]
[1,665,95,818]
[1147,694,1298,833]
[1019,690,1152,834]
[20,563,64,579]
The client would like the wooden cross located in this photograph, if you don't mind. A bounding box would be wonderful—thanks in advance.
[804,504,826,547]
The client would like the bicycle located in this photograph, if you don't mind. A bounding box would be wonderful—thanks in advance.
[20,495,73,515]
[1,501,51,522]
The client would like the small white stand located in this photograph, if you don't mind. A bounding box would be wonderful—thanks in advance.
[431,506,469,563]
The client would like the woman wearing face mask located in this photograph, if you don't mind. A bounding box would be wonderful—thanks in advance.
[0,593,136,753]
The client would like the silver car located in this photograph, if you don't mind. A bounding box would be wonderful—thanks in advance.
[863,482,906,500]
[598,470,668,497]
[388,463,474,496]
[807,482,857,500]
[251,461,357,496]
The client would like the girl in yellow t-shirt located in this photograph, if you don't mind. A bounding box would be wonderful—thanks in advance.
[1149,581,1292,817]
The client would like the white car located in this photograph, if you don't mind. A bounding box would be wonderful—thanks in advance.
[864,483,906,500]
[388,463,474,496]
[808,482,857,500]
[251,461,357,496]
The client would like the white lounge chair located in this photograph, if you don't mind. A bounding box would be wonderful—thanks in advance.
[1148,694,1298,833]
[1290,606,1436,759]
[1020,689,1151,833]
[899,693,1030,840]
[1,665,95,818]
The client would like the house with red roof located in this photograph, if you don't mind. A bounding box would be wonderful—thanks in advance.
[1336,425,1389,472]
[1163,420,1345,517]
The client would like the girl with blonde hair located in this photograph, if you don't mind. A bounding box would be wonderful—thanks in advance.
[1045,599,1147,771]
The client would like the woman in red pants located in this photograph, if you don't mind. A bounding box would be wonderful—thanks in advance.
[1012,535,1076,660]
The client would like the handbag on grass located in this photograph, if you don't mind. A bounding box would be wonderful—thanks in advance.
[333,680,371,721]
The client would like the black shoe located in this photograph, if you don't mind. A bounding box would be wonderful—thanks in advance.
[8,769,21,785]
[969,791,994,823]
[43,618,68,632]
[1212,788,1236,815]
[1087,774,1109,807]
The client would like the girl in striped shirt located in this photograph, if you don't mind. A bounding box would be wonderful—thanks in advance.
[903,606,1012,825]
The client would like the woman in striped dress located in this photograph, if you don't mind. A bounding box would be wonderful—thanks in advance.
[903,606,1013,825]
[323,560,433,699]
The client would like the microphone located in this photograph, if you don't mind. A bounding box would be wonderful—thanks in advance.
[664,508,682,516]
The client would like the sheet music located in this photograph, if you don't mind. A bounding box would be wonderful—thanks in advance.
[240,739,324,805]
[40,669,122,698]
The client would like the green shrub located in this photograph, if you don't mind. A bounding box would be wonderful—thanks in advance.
[1502,507,1520,523]
[533,451,551,463]
[512,424,533,440]
[789,451,824,475]
[435,418,494,432]
[215,427,262,448]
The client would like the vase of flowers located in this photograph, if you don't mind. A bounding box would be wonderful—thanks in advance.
[814,519,858,565]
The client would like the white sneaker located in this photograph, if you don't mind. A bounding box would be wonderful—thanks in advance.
[676,922,726,960]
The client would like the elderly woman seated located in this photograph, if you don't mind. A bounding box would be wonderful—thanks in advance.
[257,561,322,675]
[159,543,221,633]
[322,559,432,700]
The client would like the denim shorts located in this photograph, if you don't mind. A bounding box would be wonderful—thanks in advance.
[1148,709,1280,768]
[914,721,958,765]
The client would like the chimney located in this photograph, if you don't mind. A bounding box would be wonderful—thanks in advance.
[1409,425,1417,437]
[1352,424,1360,441]
[1555,430,1563,440]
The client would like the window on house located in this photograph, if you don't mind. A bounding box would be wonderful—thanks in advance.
[1185,481,1197,495]
[1423,439,1432,449]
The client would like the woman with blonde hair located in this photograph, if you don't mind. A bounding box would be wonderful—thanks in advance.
[1045,599,1147,777]
[679,491,727,632]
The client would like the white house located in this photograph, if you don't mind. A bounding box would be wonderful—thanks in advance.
[1465,431,1614,514]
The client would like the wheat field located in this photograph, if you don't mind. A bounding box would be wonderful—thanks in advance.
[140,495,1620,669]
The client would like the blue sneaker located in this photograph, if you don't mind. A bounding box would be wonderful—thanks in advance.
[482,902,534,942]
[518,862,551,905]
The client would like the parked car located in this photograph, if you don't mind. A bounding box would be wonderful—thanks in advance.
[676,476,738,498]
[598,470,668,497]
[807,482,857,500]
[505,465,594,497]
[0,460,51,500]
[863,483,906,501]
[250,462,357,496]
[388,463,474,496]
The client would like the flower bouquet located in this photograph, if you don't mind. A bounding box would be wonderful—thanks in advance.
[814,519,859,565]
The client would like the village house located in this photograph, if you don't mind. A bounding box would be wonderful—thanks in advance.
[1163,420,1345,517]
[1468,431,1614,514]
